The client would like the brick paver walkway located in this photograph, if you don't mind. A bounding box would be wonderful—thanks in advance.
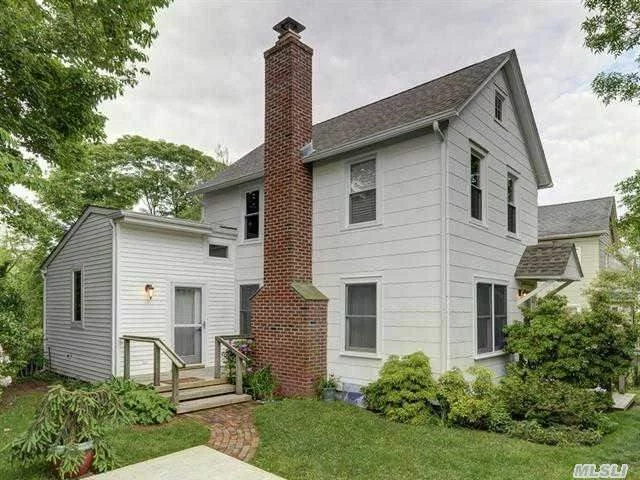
[187,402,259,462]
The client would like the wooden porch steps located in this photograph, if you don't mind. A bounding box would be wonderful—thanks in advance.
[154,378,251,414]
[154,378,228,393]
[175,393,252,414]
[159,383,236,402]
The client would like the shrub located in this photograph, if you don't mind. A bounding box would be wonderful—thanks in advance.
[362,352,437,424]
[508,421,603,446]
[500,367,613,432]
[246,366,277,401]
[223,338,254,383]
[505,294,636,388]
[101,377,174,425]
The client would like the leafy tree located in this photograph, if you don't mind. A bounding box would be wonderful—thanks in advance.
[582,0,640,104]
[505,294,636,388]
[0,0,172,238]
[617,170,640,252]
[40,136,227,223]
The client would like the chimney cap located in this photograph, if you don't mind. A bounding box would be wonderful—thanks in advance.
[273,17,306,36]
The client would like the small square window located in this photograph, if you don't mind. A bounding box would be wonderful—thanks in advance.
[494,90,505,122]
[209,244,228,258]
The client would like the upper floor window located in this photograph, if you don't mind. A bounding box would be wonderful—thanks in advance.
[244,190,260,240]
[345,282,377,353]
[72,269,82,323]
[494,90,505,122]
[477,282,507,355]
[507,173,517,234]
[349,159,376,224]
[209,244,229,258]
[470,151,483,221]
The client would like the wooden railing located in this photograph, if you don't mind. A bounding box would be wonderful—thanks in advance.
[214,335,252,395]
[121,335,186,404]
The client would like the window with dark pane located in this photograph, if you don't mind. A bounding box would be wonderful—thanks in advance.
[476,283,492,354]
[209,244,228,258]
[244,190,260,239]
[493,285,507,350]
[239,284,259,335]
[73,270,82,323]
[345,283,377,353]
[470,152,483,220]
[494,90,504,122]
[507,174,517,233]
[349,159,376,224]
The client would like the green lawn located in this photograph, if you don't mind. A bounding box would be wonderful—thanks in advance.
[253,399,640,480]
[0,385,210,479]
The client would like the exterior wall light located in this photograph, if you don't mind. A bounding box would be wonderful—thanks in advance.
[145,284,155,302]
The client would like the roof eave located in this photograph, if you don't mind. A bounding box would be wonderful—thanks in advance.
[539,230,608,241]
[190,171,264,195]
[111,211,213,235]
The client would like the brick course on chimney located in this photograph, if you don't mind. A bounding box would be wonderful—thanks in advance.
[250,17,328,397]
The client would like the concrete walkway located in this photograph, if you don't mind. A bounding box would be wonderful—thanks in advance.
[93,446,284,480]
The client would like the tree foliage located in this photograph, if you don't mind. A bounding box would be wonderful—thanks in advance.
[617,170,640,253]
[40,135,227,223]
[0,0,171,238]
[582,0,640,104]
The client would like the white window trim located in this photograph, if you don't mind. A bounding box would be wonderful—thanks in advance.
[237,281,261,336]
[343,154,382,231]
[340,275,383,359]
[469,142,488,227]
[240,186,263,244]
[206,237,232,261]
[70,266,85,328]
[473,276,510,359]
[506,170,519,239]
[170,281,207,365]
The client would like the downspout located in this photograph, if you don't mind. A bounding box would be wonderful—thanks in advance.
[40,268,47,366]
[434,120,450,373]
[109,219,119,376]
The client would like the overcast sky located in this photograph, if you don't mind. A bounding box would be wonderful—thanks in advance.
[100,0,640,207]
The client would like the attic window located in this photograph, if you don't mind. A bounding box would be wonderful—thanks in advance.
[494,90,505,122]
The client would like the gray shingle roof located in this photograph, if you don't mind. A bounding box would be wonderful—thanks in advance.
[515,244,582,280]
[538,196,615,239]
[193,50,513,193]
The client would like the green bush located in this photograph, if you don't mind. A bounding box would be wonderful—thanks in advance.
[505,294,636,388]
[101,378,174,425]
[246,366,278,401]
[508,421,603,446]
[362,352,437,424]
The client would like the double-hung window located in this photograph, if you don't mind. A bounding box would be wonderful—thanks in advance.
[507,173,517,234]
[72,269,82,324]
[476,282,507,355]
[470,151,483,221]
[349,159,376,224]
[239,284,260,335]
[494,90,505,122]
[345,283,377,353]
[244,190,260,240]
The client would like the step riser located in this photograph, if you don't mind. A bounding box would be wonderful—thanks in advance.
[176,394,252,414]
[154,378,228,393]
[160,385,236,402]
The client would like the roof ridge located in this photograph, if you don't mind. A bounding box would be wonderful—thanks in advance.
[539,196,615,208]
[311,50,514,129]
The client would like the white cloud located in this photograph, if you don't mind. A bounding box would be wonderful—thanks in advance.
[100,0,640,207]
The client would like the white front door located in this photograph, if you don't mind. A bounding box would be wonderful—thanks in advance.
[174,287,203,364]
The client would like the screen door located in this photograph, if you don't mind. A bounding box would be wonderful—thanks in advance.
[174,287,202,364]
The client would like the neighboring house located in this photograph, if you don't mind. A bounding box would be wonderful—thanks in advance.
[538,196,618,311]
[42,17,581,397]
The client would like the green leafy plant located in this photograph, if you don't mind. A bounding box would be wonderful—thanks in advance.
[223,339,254,384]
[100,377,174,425]
[362,352,437,424]
[246,366,278,401]
[508,421,604,446]
[11,384,128,478]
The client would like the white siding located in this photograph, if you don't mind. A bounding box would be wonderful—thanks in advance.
[115,223,236,377]
[313,134,443,386]
[45,214,113,382]
[446,69,538,376]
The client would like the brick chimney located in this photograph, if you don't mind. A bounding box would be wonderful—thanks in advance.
[251,17,328,396]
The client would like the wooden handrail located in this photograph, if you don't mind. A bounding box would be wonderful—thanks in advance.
[214,335,252,394]
[121,335,186,404]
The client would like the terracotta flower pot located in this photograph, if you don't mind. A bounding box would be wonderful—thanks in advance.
[52,440,95,478]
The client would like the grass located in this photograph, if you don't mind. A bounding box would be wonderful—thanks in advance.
[253,399,640,480]
[0,381,210,479]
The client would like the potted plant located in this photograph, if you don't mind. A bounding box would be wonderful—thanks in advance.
[11,384,128,478]
[318,374,339,402]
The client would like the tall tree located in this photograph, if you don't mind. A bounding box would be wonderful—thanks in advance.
[617,170,640,253]
[0,0,171,240]
[582,0,640,104]
[40,136,227,223]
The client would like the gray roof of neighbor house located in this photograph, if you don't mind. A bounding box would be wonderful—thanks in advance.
[193,49,551,194]
[538,196,616,240]
[515,244,583,280]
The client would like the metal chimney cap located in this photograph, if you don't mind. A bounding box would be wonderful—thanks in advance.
[273,17,306,36]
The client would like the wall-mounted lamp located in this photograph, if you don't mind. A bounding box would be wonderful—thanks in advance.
[145,284,155,302]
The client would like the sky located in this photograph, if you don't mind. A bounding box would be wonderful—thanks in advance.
[100,0,640,207]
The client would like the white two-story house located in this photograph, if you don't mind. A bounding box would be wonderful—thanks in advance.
[41,17,581,403]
